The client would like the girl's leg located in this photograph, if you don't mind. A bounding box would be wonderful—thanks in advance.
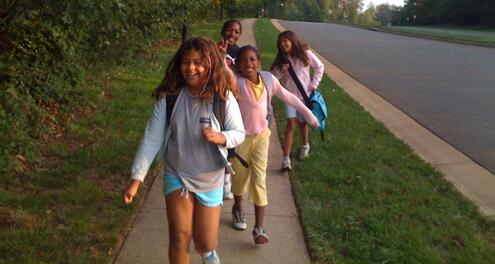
[299,121,309,145]
[233,194,243,211]
[165,190,195,264]
[283,118,297,156]
[193,203,221,254]
[250,129,270,244]
[254,205,265,227]
[231,136,253,230]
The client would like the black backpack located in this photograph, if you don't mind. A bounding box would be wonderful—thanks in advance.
[165,93,249,168]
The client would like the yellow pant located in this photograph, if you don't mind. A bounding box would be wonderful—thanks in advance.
[232,128,271,206]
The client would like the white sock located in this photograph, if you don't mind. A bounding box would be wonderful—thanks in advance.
[203,251,213,258]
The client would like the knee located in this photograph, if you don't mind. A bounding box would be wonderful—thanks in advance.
[169,230,192,249]
[194,238,217,254]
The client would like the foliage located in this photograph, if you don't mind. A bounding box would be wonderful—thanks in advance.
[359,3,379,26]
[0,0,214,181]
[399,0,495,26]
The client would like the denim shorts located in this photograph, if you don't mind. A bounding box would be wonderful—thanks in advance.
[285,103,305,123]
[163,175,223,208]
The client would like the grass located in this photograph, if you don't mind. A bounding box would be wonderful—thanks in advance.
[384,25,495,46]
[0,43,174,263]
[0,20,226,263]
[255,18,495,263]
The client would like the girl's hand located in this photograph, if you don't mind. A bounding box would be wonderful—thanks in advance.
[217,39,228,54]
[311,121,320,129]
[123,179,141,205]
[203,127,226,145]
[281,63,289,73]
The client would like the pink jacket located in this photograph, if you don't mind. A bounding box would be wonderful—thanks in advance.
[236,71,318,135]
[271,50,324,100]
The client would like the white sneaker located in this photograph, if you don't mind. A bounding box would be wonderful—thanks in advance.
[223,191,234,200]
[281,156,292,171]
[232,207,247,230]
[299,144,310,160]
[202,250,220,264]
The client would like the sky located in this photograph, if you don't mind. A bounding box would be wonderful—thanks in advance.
[362,0,405,8]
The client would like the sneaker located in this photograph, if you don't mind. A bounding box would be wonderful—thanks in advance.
[299,144,310,160]
[281,156,292,171]
[202,250,220,264]
[252,226,269,244]
[223,191,234,200]
[232,207,247,230]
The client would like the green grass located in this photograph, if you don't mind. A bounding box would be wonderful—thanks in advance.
[255,18,495,263]
[385,26,495,46]
[0,46,174,263]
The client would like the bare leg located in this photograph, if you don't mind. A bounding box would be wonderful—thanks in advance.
[233,195,243,211]
[283,118,297,156]
[165,190,194,264]
[254,205,265,227]
[299,121,309,145]
[193,202,221,254]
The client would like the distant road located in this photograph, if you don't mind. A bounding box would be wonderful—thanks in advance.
[280,21,495,174]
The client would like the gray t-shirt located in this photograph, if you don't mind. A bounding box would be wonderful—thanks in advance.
[164,89,224,192]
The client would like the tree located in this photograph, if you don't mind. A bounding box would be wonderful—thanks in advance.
[359,3,379,26]
[375,3,400,26]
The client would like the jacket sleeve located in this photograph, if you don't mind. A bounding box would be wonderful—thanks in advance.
[221,92,245,149]
[307,50,324,91]
[131,98,167,182]
[272,76,319,128]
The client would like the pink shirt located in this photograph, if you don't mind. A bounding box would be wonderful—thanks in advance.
[237,72,318,135]
[271,50,324,100]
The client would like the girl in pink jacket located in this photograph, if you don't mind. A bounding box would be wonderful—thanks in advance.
[231,45,319,244]
[270,30,324,171]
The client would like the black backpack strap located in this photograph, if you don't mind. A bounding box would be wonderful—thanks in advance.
[213,92,225,131]
[213,91,249,168]
[166,94,178,128]
[281,53,312,109]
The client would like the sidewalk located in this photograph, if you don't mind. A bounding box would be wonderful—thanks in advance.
[114,18,311,264]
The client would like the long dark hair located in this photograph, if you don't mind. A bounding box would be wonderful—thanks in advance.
[270,30,309,71]
[152,36,238,101]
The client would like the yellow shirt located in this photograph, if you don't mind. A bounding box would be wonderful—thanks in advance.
[246,75,264,100]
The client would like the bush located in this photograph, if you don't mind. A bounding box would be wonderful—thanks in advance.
[0,0,215,180]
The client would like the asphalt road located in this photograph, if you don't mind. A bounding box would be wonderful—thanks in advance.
[280,21,495,174]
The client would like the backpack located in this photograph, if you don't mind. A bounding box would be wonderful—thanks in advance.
[165,91,249,168]
[309,90,327,133]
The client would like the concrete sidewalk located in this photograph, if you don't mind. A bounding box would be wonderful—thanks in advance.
[114,18,311,264]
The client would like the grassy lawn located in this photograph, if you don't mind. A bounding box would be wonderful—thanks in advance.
[255,18,495,263]
[0,54,174,262]
[385,26,495,46]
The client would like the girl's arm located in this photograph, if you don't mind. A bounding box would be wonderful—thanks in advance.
[130,98,167,183]
[307,50,324,92]
[272,76,319,128]
[221,91,245,148]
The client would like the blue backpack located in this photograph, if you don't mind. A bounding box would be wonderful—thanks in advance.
[310,90,327,131]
